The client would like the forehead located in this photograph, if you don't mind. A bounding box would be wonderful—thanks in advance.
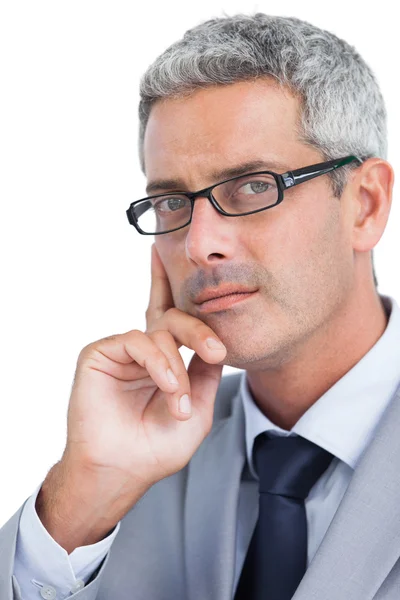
[142,79,303,185]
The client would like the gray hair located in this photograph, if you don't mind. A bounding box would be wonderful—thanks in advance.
[138,13,387,287]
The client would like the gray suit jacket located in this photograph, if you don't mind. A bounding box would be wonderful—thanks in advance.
[2,371,400,599]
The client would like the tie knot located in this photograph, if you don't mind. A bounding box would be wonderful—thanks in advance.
[253,432,335,500]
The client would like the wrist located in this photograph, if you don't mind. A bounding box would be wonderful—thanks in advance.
[36,458,149,554]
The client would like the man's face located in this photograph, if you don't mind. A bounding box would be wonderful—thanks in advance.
[143,79,354,370]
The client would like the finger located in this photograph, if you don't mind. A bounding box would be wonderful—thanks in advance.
[148,329,193,420]
[146,244,174,329]
[187,352,224,430]
[148,308,227,364]
[79,330,182,396]
[76,334,149,382]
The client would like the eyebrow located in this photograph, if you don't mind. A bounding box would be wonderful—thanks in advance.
[145,159,289,195]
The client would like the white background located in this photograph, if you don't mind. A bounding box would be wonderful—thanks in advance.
[0,0,398,527]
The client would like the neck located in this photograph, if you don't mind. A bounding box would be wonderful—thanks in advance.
[245,289,389,431]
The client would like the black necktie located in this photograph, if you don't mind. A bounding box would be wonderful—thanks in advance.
[234,432,335,600]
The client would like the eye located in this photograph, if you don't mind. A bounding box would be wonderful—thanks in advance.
[152,196,189,213]
[238,180,273,194]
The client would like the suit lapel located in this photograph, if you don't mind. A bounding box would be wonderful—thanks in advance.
[293,382,400,600]
[184,384,246,600]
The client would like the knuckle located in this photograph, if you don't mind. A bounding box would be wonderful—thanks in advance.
[148,330,184,368]
[78,343,92,361]
[80,333,120,353]
[148,329,173,345]
[161,306,180,323]
[126,328,141,339]
[167,352,184,371]
[144,350,169,373]
[78,332,123,363]
[193,321,211,340]
[124,329,145,347]
[102,334,119,342]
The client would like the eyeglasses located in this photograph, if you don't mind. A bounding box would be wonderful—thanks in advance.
[126,155,362,235]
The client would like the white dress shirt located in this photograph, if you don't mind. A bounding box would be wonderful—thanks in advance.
[14,294,400,600]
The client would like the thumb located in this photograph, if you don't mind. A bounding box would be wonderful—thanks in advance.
[187,352,224,422]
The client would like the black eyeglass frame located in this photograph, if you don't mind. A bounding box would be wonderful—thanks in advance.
[126,155,363,235]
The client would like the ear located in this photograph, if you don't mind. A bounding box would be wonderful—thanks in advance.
[346,158,394,253]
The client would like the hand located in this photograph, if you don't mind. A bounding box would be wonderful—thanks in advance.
[63,243,227,492]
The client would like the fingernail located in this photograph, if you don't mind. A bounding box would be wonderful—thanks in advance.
[167,369,178,385]
[206,338,226,350]
[179,394,191,414]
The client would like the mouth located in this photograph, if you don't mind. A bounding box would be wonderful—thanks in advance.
[195,290,258,313]
[194,285,258,305]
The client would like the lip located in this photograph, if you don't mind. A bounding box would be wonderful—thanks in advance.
[193,285,258,305]
[195,291,258,313]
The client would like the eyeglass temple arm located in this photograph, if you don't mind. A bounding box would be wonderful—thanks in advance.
[132,200,151,220]
[280,155,363,189]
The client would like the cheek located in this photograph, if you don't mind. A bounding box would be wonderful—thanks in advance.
[251,200,343,290]
[285,206,346,298]
[247,211,309,271]
[280,189,342,264]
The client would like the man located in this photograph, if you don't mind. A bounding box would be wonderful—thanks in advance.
[0,11,397,600]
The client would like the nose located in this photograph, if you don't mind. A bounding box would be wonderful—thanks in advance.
[184,194,237,266]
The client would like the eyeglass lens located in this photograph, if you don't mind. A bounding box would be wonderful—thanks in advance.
[133,172,279,234]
